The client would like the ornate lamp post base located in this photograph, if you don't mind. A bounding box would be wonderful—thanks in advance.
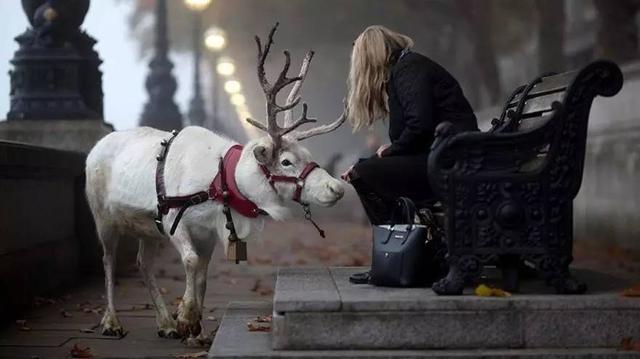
[7,0,103,121]
[0,0,111,153]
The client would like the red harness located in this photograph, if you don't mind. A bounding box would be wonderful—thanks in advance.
[154,133,321,236]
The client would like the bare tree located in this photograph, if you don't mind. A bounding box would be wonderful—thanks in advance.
[536,0,566,73]
[594,0,640,64]
[456,0,502,106]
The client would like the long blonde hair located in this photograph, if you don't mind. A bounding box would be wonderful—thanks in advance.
[347,25,414,131]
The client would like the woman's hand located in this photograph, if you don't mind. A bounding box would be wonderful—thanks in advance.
[341,164,355,182]
[376,143,391,157]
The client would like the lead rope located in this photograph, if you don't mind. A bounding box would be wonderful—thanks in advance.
[302,204,325,238]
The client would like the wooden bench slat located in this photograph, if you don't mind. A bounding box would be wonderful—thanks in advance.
[521,91,564,114]
[509,71,576,106]
[517,113,555,131]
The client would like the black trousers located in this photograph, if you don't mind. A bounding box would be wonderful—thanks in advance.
[350,154,434,225]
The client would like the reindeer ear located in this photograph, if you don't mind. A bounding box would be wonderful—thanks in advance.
[253,145,273,165]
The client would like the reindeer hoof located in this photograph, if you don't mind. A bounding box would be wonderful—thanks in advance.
[101,326,126,337]
[183,333,212,347]
[157,328,180,339]
[177,320,202,338]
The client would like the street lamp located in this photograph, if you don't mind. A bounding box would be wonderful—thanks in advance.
[140,0,182,130]
[224,80,242,94]
[184,0,212,127]
[216,56,235,77]
[204,27,227,52]
[230,93,245,106]
[204,26,227,131]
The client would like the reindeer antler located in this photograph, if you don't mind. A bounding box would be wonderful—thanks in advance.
[247,23,347,146]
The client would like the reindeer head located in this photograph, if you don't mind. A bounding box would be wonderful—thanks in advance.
[246,23,346,208]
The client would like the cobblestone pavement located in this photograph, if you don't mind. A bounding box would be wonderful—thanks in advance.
[0,216,637,358]
[0,219,371,358]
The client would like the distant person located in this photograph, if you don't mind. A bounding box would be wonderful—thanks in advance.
[341,25,478,224]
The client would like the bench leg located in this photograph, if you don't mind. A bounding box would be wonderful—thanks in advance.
[500,255,520,293]
[534,255,587,294]
[432,255,481,295]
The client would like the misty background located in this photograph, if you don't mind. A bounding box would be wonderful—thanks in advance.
[3,0,638,166]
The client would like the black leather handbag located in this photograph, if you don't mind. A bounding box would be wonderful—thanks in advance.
[369,197,445,287]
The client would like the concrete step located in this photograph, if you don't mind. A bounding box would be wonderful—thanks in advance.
[272,267,640,350]
[208,301,639,358]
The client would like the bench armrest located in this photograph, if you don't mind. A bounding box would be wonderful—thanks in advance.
[427,122,550,197]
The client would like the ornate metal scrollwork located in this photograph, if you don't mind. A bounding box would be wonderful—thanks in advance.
[430,61,623,295]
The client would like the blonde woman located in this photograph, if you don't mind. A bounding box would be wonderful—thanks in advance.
[343,26,478,227]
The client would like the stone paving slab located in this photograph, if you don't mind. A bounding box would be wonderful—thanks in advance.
[210,301,639,358]
[272,266,640,350]
[273,267,341,313]
[329,267,639,312]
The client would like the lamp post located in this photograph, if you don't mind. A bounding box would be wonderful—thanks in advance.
[140,0,183,130]
[204,27,228,131]
[184,0,212,127]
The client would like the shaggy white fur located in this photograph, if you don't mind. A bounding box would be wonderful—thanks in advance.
[85,126,344,340]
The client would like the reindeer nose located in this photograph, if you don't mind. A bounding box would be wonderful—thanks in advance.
[327,182,345,199]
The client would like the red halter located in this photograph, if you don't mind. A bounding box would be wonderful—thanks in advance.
[259,161,320,203]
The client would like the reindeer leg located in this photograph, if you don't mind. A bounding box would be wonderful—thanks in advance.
[98,223,125,337]
[184,239,216,346]
[137,238,179,339]
[171,230,203,339]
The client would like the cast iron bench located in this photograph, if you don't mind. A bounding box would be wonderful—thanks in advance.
[427,60,623,295]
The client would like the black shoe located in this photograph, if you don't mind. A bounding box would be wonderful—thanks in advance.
[349,271,370,284]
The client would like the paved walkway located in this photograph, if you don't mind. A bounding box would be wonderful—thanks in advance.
[0,220,370,358]
[0,217,637,358]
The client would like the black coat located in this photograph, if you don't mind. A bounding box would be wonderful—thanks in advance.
[351,50,478,223]
[382,50,478,157]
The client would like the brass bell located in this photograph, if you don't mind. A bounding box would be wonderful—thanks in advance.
[227,240,247,263]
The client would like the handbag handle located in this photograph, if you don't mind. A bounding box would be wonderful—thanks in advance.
[392,197,417,227]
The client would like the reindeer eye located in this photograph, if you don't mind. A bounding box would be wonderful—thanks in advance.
[281,159,292,167]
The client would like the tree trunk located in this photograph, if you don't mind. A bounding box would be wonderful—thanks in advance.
[594,0,640,64]
[456,0,502,106]
[536,0,566,74]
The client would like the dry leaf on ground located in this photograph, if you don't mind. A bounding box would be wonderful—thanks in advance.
[70,344,93,358]
[255,315,272,323]
[475,284,512,297]
[247,321,271,332]
[174,351,208,358]
[79,328,95,334]
[621,337,640,352]
[159,287,169,294]
[622,284,640,297]
[60,309,73,318]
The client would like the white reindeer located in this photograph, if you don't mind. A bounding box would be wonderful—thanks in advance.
[85,24,345,341]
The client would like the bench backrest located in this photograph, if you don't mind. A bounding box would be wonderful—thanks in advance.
[492,70,578,133]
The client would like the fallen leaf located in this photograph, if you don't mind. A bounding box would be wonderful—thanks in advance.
[79,328,95,334]
[174,351,208,358]
[159,287,169,294]
[19,326,31,332]
[475,284,511,297]
[60,309,73,318]
[622,284,640,297]
[621,337,640,352]
[255,315,272,323]
[70,344,93,358]
[247,321,271,332]
[206,316,217,321]
[258,288,274,296]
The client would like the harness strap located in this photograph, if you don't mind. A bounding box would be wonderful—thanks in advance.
[258,162,320,203]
